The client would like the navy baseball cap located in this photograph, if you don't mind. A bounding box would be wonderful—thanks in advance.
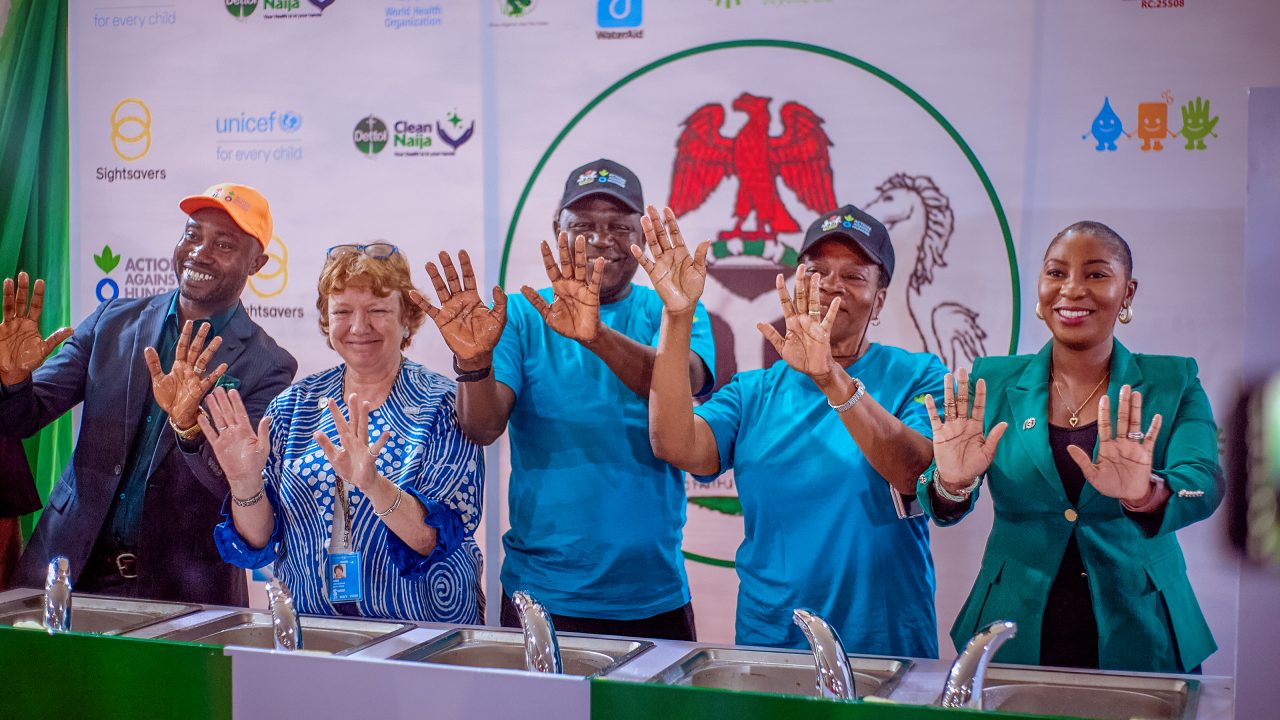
[559,158,644,214]
[799,204,895,285]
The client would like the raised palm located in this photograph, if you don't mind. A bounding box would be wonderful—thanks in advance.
[1066,385,1163,504]
[632,205,709,317]
[925,368,1008,487]
[0,273,74,386]
[314,393,392,492]
[145,320,227,429]
[758,265,842,379]
[413,250,508,364]
[199,387,272,490]
[521,233,603,342]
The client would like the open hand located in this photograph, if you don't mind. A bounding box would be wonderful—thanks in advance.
[522,233,604,342]
[199,387,271,494]
[924,367,1008,493]
[0,272,74,386]
[1067,385,1162,504]
[631,205,710,317]
[410,250,507,369]
[146,320,227,429]
[757,264,842,380]
[314,393,392,492]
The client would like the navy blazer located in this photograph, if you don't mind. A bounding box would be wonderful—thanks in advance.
[0,291,296,605]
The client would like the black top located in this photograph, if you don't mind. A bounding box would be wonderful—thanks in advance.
[1041,422,1100,669]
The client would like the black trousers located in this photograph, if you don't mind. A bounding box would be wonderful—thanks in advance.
[500,591,696,642]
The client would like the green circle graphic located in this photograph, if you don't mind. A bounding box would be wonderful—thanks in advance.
[500,39,1021,355]
[500,40,1021,569]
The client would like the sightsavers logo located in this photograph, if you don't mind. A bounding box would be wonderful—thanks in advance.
[111,98,151,161]
[247,236,289,299]
[353,111,475,158]
[214,110,303,164]
[98,98,166,183]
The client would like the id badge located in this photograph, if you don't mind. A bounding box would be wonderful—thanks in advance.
[327,551,363,603]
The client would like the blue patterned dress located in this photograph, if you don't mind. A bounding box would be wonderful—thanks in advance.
[214,361,484,623]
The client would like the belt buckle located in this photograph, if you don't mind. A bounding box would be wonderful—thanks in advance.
[115,552,138,579]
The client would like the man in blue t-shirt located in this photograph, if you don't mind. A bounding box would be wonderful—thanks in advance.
[641,203,944,657]
[412,159,715,640]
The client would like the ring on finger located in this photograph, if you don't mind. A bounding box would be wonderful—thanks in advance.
[1126,432,1145,441]
[195,366,206,374]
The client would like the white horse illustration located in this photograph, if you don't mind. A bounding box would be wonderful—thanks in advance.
[865,173,988,368]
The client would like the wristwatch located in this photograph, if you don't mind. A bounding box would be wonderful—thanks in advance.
[168,415,203,442]
[453,356,491,383]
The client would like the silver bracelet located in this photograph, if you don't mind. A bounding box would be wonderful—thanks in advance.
[828,379,865,414]
[374,487,404,518]
[929,468,982,503]
[232,485,266,508]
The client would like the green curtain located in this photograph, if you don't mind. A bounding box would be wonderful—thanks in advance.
[0,0,72,539]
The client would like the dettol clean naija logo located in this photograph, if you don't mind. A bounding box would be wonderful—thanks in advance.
[353,115,389,157]
[226,0,258,18]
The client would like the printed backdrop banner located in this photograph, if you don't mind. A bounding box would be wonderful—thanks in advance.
[65,0,1280,676]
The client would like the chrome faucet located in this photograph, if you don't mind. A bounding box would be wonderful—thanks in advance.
[265,578,302,651]
[792,608,856,700]
[42,556,73,634]
[511,590,562,674]
[940,619,1018,709]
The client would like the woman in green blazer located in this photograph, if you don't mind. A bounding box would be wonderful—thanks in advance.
[916,221,1220,674]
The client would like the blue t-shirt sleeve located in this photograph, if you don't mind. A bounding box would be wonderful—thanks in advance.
[691,373,746,481]
[492,293,529,396]
[897,353,947,439]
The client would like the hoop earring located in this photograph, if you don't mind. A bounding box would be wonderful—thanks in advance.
[1118,305,1133,324]
[871,317,881,326]
[1035,302,1044,320]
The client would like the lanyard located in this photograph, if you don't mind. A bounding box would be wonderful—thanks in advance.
[330,475,353,552]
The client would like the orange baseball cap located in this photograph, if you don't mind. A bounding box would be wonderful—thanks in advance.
[178,183,273,248]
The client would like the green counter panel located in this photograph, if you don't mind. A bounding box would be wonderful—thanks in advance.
[0,627,231,720]
[590,679,1068,720]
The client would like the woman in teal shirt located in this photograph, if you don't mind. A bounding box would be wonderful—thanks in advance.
[919,221,1220,673]
[642,204,944,657]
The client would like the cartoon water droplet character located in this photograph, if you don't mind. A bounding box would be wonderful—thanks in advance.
[1137,102,1177,152]
[1178,96,1219,150]
[1082,97,1130,152]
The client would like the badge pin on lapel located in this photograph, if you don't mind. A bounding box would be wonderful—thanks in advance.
[1022,418,1036,431]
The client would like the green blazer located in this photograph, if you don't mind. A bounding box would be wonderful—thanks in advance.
[917,340,1221,673]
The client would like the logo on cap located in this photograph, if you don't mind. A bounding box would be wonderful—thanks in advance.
[577,168,626,188]
[820,215,840,233]
[849,217,872,236]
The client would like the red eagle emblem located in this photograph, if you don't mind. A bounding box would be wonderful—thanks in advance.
[668,92,836,242]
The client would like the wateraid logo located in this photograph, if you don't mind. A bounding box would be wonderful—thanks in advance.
[353,115,389,157]
[215,111,302,134]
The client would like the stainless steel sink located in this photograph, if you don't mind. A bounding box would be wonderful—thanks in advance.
[0,593,200,636]
[968,666,1199,719]
[649,647,911,699]
[157,611,413,655]
[391,628,652,677]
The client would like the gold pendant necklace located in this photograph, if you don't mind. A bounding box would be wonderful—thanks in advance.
[1051,371,1109,427]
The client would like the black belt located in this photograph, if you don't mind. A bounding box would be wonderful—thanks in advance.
[93,549,138,579]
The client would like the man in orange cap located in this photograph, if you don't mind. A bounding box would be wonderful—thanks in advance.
[0,183,297,605]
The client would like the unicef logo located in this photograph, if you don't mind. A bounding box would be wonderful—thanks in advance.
[111,98,152,162]
[279,112,301,133]
[353,115,389,157]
